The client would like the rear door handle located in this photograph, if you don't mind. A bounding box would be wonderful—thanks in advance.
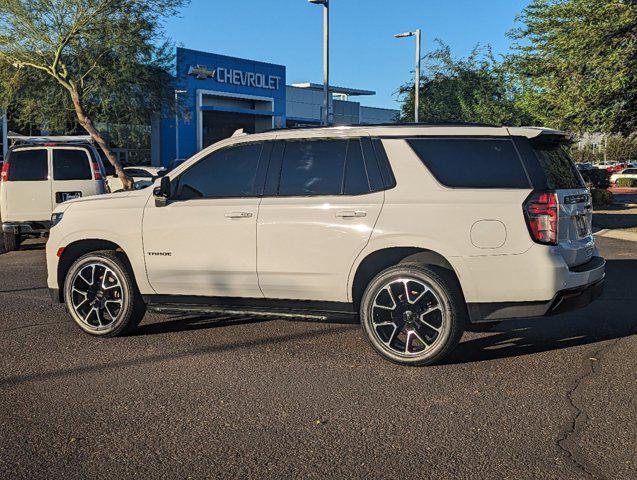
[224,211,253,219]
[335,210,367,218]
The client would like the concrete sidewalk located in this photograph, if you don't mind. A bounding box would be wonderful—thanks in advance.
[593,194,637,242]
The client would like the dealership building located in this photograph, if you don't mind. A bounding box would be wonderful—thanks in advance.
[153,48,399,166]
[0,47,399,166]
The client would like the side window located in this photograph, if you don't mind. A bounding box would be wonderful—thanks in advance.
[343,140,370,195]
[407,138,530,188]
[278,139,347,196]
[53,149,92,181]
[175,142,264,200]
[7,149,48,181]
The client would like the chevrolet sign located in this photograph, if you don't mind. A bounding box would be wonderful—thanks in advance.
[187,65,282,90]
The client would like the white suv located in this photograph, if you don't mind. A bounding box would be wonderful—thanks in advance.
[1,137,107,251]
[46,125,605,365]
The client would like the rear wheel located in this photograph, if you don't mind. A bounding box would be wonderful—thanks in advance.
[360,264,466,366]
[63,250,146,337]
[3,232,20,252]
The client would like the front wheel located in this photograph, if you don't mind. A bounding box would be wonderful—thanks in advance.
[63,250,146,337]
[360,264,466,366]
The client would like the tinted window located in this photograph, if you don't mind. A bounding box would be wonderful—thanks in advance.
[53,149,92,180]
[8,149,48,181]
[533,145,584,190]
[623,168,637,174]
[361,138,385,191]
[407,138,530,188]
[278,140,347,196]
[344,140,370,195]
[176,142,263,199]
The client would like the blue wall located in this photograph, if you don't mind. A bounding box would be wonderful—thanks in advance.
[160,48,286,166]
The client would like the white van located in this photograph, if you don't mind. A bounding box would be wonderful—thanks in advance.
[0,137,107,251]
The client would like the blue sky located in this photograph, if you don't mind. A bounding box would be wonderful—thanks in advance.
[164,0,531,110]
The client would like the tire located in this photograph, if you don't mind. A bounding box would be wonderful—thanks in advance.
[360,263,466,366]
[63,250,146,337]
[3,232,20,252]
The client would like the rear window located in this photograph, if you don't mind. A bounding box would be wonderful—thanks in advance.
[53,149,93,180]
[407,138,530,188]
[8,149,48,181]
[532,145,584,190]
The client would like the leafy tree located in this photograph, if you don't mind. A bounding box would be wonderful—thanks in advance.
[509,0,637,135]
[605,135,637,164]
[397,41,537,126]
[0,0,186,188]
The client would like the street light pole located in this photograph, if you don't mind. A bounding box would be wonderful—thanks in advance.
[309,0,330,126]
[174,89,187,160]
[395,29,422,123]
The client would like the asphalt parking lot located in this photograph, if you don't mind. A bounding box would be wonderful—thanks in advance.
[1,236,635,479]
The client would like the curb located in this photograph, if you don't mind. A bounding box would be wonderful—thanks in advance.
[594,228,637,242]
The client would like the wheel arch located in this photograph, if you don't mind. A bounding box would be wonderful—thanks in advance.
[57,239,134,302]
[350,247,462,310]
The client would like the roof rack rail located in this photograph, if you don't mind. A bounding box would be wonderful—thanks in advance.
[262,121,502,133]
[8,134,94,146]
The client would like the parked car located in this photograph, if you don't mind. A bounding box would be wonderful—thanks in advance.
[106,166,167,192]
[610,167,637,186]
[46,124,605,366]
[607,163,626,173]
[576,162,594,171]
[1,136,107,252]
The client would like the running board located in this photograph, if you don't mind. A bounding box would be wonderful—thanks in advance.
[144,295,356,321]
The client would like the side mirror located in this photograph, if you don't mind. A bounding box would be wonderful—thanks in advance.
[154,176,171,207]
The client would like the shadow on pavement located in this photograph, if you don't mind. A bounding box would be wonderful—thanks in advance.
[135,314,272,335]
[446,258,637,365]
[0,324,356,387]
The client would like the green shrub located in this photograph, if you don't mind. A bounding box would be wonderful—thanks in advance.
[580,169,610,189]
[591,188,613,208]
[616,177,637,188]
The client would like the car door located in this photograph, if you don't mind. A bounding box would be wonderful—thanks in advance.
[257,137,386,303]
[1,148,52,222]
[142,141,270,298]
[51,147,102,206]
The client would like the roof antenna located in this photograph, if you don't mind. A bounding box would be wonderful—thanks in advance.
[231,128,247,137]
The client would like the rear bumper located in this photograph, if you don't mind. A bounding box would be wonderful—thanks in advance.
[2,221,51,234]
[546,277,604,316]
[468,256,605,322]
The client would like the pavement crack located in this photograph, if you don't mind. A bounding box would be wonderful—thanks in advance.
[557,322,637,479]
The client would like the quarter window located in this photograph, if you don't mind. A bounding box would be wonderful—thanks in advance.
[175,142,264,199]
[53,149,92,181]
[407,138,530,188]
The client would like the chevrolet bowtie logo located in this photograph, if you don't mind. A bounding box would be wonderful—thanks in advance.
[187,65,216,80]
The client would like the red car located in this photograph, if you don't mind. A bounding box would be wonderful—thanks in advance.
[607,163,627,173]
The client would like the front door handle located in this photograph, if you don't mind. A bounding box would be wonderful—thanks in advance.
[224,211,253,219]
[335,210,367,218]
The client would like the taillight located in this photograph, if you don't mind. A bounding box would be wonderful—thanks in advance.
[524,191,558,245]
[92,161,103,180]
[0,160,9,182]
